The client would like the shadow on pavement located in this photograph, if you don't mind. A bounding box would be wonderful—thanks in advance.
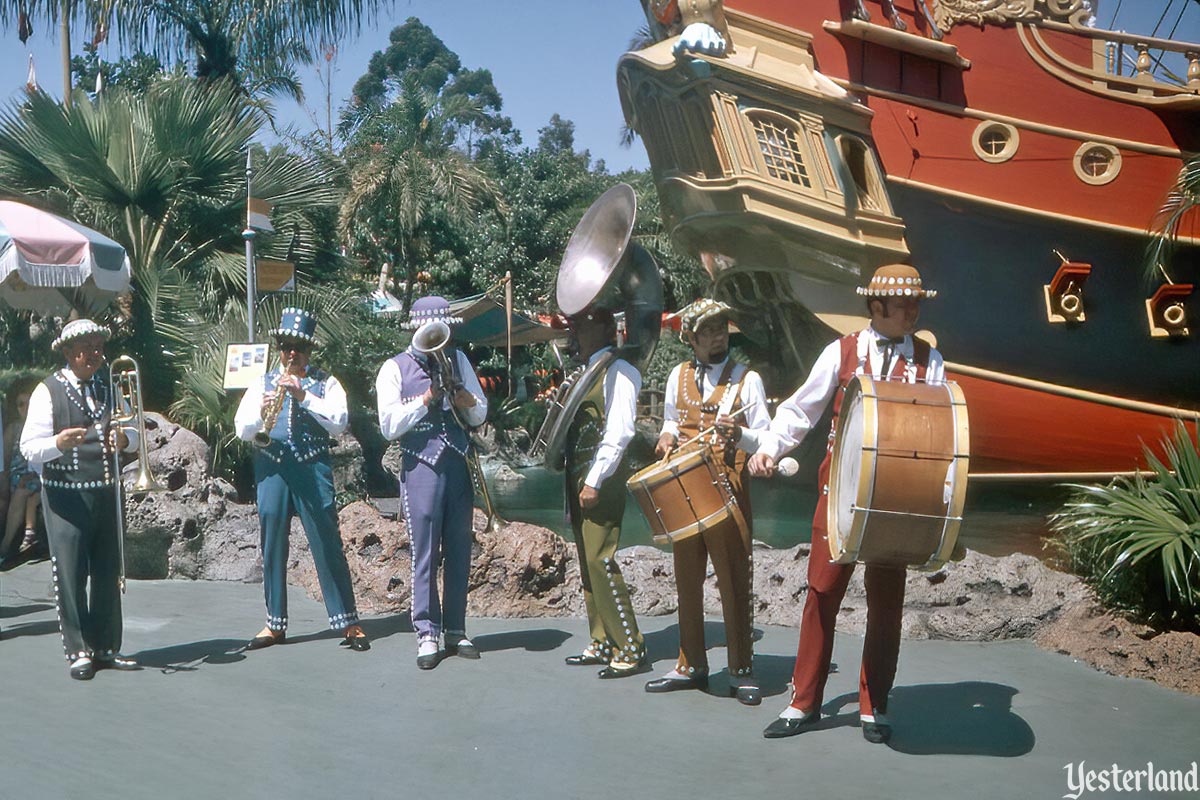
[824,682,1035,756]
[472,628,572,653]
[0,602,55,618]
[133,639,251,672]
[0,619,60,639]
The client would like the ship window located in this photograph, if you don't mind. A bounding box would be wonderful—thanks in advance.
[971,121,1019,163]
[1073,142,1121,186]
[749,114,812,188]
[838,136,883,212]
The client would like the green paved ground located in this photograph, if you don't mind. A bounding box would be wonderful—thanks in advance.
[2,561,1197,800]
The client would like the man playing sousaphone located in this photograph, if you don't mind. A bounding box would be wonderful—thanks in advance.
[561,307,649,678]
[19,320,142,680]
[644,299,770,704]
[750,264,944,744]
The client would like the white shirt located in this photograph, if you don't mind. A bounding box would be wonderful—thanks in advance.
[757,327,945,461]
[375,348,488,441]
[234,367,350,441]
[20,367,140,473]
[585,346,641,490]
[660,358,771,454]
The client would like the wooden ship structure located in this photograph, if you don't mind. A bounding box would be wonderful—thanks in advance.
[618,0,1200,478]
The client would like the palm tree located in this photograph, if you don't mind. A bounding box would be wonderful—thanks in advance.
[0,0,386,102]
[0,78,342,407]
[339,78,507,314]
[1146,154,1200,284]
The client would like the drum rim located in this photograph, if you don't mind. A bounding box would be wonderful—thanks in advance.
[827,375,877,565]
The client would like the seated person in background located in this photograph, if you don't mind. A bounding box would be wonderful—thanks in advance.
[2,386,43,560]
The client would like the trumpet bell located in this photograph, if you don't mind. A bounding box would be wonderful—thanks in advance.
[412,320,452,355]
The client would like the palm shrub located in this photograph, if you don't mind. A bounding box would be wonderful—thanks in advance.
[1050,422,1200,631]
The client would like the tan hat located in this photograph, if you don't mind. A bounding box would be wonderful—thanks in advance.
[857,264,937,299]
[677,298,732,342]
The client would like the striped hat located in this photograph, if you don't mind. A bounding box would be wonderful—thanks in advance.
[51,318,110,351]
[857,264,937,299]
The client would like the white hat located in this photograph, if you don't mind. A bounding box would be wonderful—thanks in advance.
[51,319,110,351]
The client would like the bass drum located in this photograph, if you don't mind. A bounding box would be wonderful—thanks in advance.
[827,375,970,571]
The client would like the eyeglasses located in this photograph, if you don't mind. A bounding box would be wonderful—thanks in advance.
[278,342,311,353]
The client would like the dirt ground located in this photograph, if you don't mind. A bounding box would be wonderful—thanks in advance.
[1036,599,1200,695]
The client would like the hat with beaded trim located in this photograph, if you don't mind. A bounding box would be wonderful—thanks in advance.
[51,318,111,351]
[270,307,320,346]
[857,264,937,299]
[403,295,464,331]
[677,297,733,342]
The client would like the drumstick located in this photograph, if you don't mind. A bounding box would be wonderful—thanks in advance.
[666,404,753,460]
[777,457,799,477]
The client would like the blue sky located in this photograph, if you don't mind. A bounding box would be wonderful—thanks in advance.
[0,0,1196,174]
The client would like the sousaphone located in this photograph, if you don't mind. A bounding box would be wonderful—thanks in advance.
[532,183,664,470]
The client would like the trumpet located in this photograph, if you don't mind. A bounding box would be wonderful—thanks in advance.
[109,355,166,593]
[411,320,506,534]
[254,384,287,447]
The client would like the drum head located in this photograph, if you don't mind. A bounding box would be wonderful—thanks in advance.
[831,389,866,555]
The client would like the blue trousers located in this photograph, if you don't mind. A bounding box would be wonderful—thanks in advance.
[400,454,473,639]
[255,452,358,632]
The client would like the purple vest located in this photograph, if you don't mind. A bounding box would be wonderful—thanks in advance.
[394,351,470,468]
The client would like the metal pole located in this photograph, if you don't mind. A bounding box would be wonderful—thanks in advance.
[245,150,256,342]
[60,0,71,105]
[504,270,513,398]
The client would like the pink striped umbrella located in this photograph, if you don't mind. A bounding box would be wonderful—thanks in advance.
[0,200,131,314]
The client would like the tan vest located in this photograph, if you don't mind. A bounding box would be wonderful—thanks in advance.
[674,360,749,506]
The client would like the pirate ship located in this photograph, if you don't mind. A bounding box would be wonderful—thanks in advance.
[618,0,1199,477]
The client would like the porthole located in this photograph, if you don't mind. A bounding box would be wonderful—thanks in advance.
[971,121,1019,163]
[1073,142,1121,186]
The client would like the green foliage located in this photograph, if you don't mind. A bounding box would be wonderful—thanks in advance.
[71,47,174,94]
[1146,154,1200,286]
[1050,423,1200,632]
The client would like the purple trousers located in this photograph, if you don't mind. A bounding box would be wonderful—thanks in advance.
[400,454,473,639]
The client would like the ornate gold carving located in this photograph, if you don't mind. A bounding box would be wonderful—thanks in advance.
[932,0,1090,31]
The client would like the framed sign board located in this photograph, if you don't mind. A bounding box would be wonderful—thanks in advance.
[223,343,271,389]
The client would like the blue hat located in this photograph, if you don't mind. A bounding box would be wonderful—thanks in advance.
[403,295,463,331]
[270,307,320,346]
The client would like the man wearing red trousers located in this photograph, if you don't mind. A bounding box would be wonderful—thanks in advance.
[748,264,944,744]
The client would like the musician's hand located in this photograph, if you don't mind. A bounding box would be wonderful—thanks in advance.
[451,387,477,409]
[748,453,776,478]
[715,414,742,444]
[579,485,600,510]
[423,388,444,409]
[654,433,676,459]
[55,427,89,451]
[110,427,129,452]
[278,375,304,401]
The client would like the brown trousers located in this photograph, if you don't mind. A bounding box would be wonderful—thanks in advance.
[672,508,753,677]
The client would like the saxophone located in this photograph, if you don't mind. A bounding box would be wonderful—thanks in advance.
[253,385,288,448]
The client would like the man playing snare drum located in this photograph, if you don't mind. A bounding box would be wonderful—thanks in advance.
[749,264,944,744]
[645,299,770,705]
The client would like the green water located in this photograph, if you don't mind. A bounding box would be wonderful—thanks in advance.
[489,467,1066,561]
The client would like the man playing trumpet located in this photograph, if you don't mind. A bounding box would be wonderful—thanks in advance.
[376,295,487,670]
[19,320,141,680]
[235,308,368,652]
[645,299,770,704]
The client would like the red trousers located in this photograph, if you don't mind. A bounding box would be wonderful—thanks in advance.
[790,493,906,716]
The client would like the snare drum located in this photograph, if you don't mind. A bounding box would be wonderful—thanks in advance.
[627,446,747,544]
[827,375,970,571]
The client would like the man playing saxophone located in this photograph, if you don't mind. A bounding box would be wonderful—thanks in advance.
[234,308,369,652]
[19,320,142,680]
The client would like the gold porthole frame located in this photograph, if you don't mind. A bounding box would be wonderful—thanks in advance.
[971,121,1019,164]
[1073,142,1122,186]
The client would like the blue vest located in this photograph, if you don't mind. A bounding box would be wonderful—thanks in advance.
[393,351,470,468]
[260,367,334,464]
[42,369,116,489]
